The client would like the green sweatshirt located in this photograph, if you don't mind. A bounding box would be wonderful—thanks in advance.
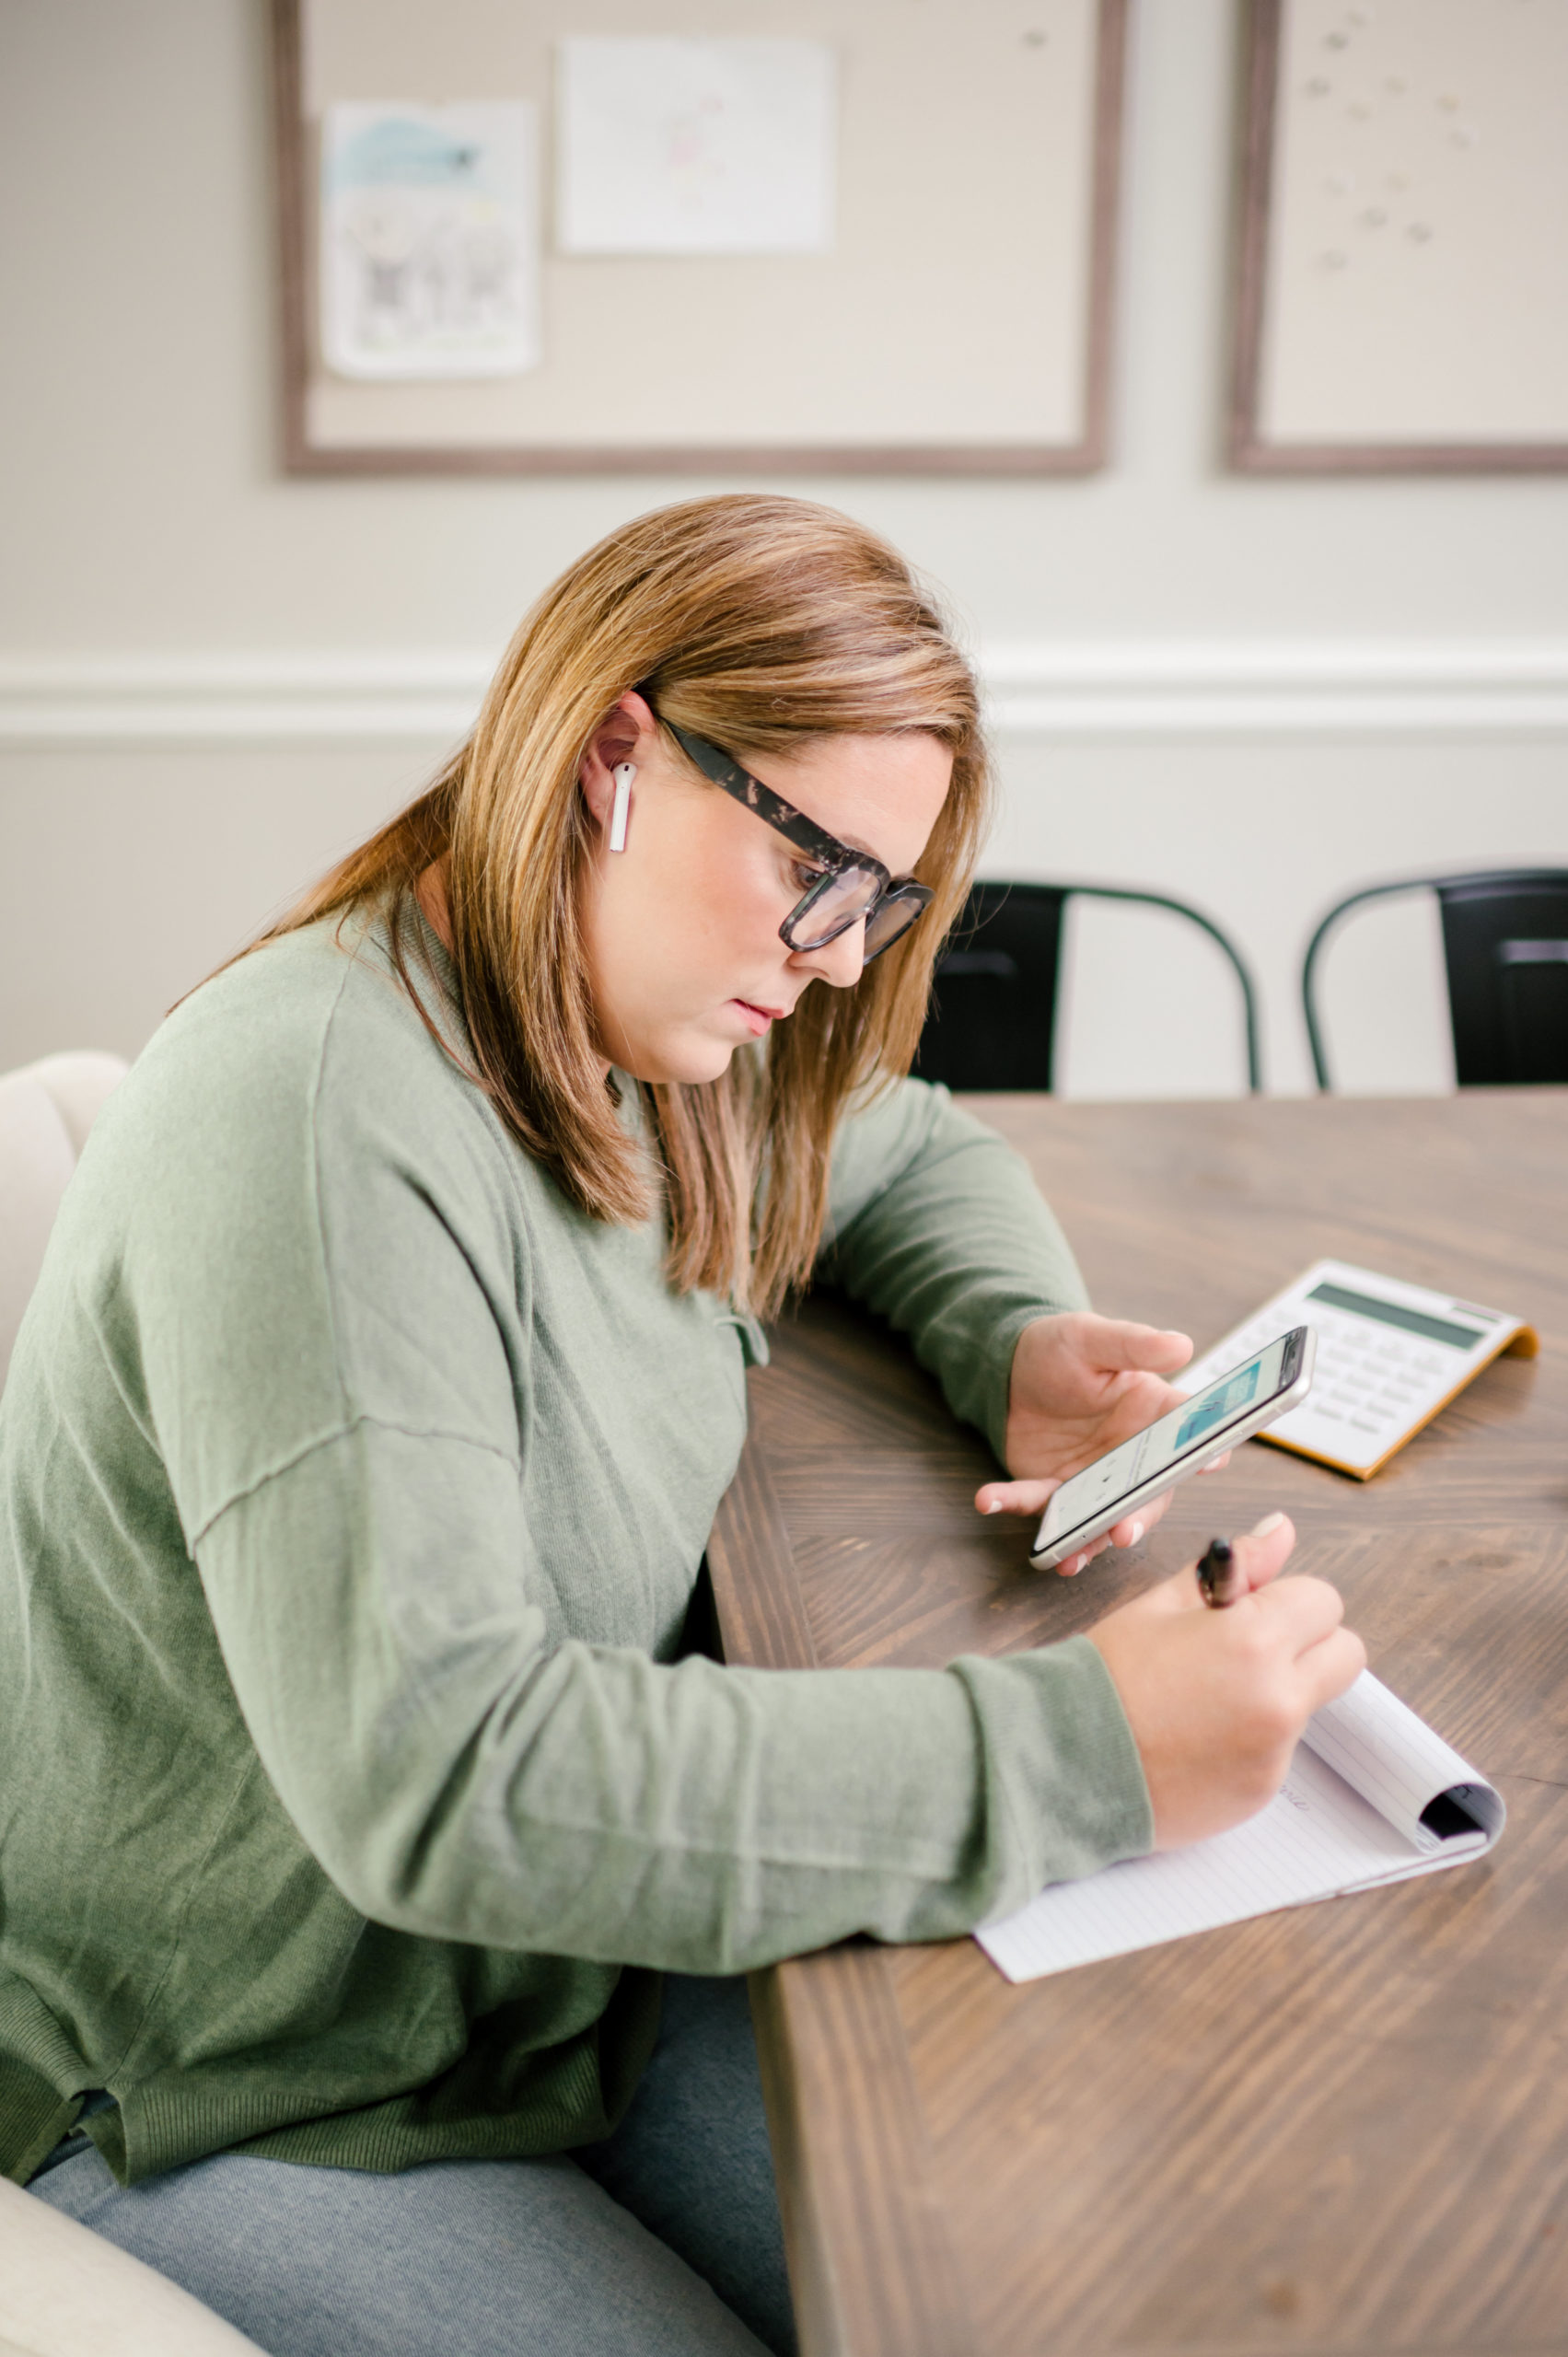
[0,912,1151,2189]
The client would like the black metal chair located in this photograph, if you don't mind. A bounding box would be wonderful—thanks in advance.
[913,880,1262,1095]
[1302,869,1568,1091]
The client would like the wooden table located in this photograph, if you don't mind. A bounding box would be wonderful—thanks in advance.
[706,1092,1568,2357]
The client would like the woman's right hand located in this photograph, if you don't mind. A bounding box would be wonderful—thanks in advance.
[1086,1514,1365,1851]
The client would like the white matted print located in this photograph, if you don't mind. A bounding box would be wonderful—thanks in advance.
[321,102,540,379]
[556,38,836,257]
[1234,0,1568,466]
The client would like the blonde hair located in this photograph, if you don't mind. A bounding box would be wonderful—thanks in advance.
[260,494,992,1317]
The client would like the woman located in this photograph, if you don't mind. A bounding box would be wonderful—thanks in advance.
[2,496,1361,2355]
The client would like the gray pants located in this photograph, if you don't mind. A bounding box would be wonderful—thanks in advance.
[29,1974,796,2357]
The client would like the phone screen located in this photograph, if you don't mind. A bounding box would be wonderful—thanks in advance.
[1043,1331,1299,1543]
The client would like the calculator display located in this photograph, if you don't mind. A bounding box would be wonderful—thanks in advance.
[1305,1282,1484,1353]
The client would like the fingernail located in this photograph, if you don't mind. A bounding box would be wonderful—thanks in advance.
[1250,1510,1287,1537]
[985,1500,1002,1515]
[1126,1520,1145,1546]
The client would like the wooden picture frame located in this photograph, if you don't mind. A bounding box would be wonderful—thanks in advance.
[272,0,1126,478]
[1230,0,1568,475]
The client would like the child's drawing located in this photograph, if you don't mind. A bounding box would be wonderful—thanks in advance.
[556,39,836,257]
[321,103,539,379]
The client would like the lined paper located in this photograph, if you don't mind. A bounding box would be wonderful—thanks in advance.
[978,1673,1501,1984]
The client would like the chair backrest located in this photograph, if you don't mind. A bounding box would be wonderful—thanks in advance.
[0,1051,128,1392]
[1302,870,1568,1090]
[913,881,1261,1094]
[1439,873,1568,1086]
[912,882,1066,1091]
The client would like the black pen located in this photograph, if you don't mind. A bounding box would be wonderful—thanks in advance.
[1197,1537,1243,1609]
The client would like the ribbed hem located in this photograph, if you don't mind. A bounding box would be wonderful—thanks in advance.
[3,2061,78,2188]
[75,1971,664,2187]
[94,2051,601,2185]
[0,1971,93,2184]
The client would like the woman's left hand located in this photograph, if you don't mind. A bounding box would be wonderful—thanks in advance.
[975,1311,1225,1576]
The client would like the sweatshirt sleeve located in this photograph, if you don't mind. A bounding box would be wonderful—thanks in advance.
[194,1428,1151,1975]
[820,1077,1089,1461]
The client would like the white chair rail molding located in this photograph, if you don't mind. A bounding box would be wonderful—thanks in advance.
[3,641,1568,743]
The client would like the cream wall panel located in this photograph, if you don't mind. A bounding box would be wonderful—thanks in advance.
[0,749,433,1074]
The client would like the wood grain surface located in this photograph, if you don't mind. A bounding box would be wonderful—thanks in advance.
[711,1091,1568,2357]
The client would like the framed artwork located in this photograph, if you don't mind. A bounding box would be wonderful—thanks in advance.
[1230,0,1568,474]
[272,0,1127,477]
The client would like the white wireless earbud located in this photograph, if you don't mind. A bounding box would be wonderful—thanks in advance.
[609,762,635,853]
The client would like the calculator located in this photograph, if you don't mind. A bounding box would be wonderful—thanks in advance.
[1179,1260,1537,1480]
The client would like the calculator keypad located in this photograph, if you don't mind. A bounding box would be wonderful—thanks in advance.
[1179,1261,1516,1475]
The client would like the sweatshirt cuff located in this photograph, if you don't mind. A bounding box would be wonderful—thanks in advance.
[977,1302,1059,1466]
[950,1634,1155,1918]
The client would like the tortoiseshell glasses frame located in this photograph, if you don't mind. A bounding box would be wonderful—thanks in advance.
[642,698,936,962]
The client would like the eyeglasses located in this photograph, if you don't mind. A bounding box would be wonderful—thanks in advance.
[645,703,935,963]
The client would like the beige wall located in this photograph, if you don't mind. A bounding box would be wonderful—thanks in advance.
[2,0,1566,1090]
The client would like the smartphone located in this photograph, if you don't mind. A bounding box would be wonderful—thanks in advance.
[1028,1327,1315,1570]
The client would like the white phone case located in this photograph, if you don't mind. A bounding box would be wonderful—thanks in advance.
[1028,1329,1316,1570]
